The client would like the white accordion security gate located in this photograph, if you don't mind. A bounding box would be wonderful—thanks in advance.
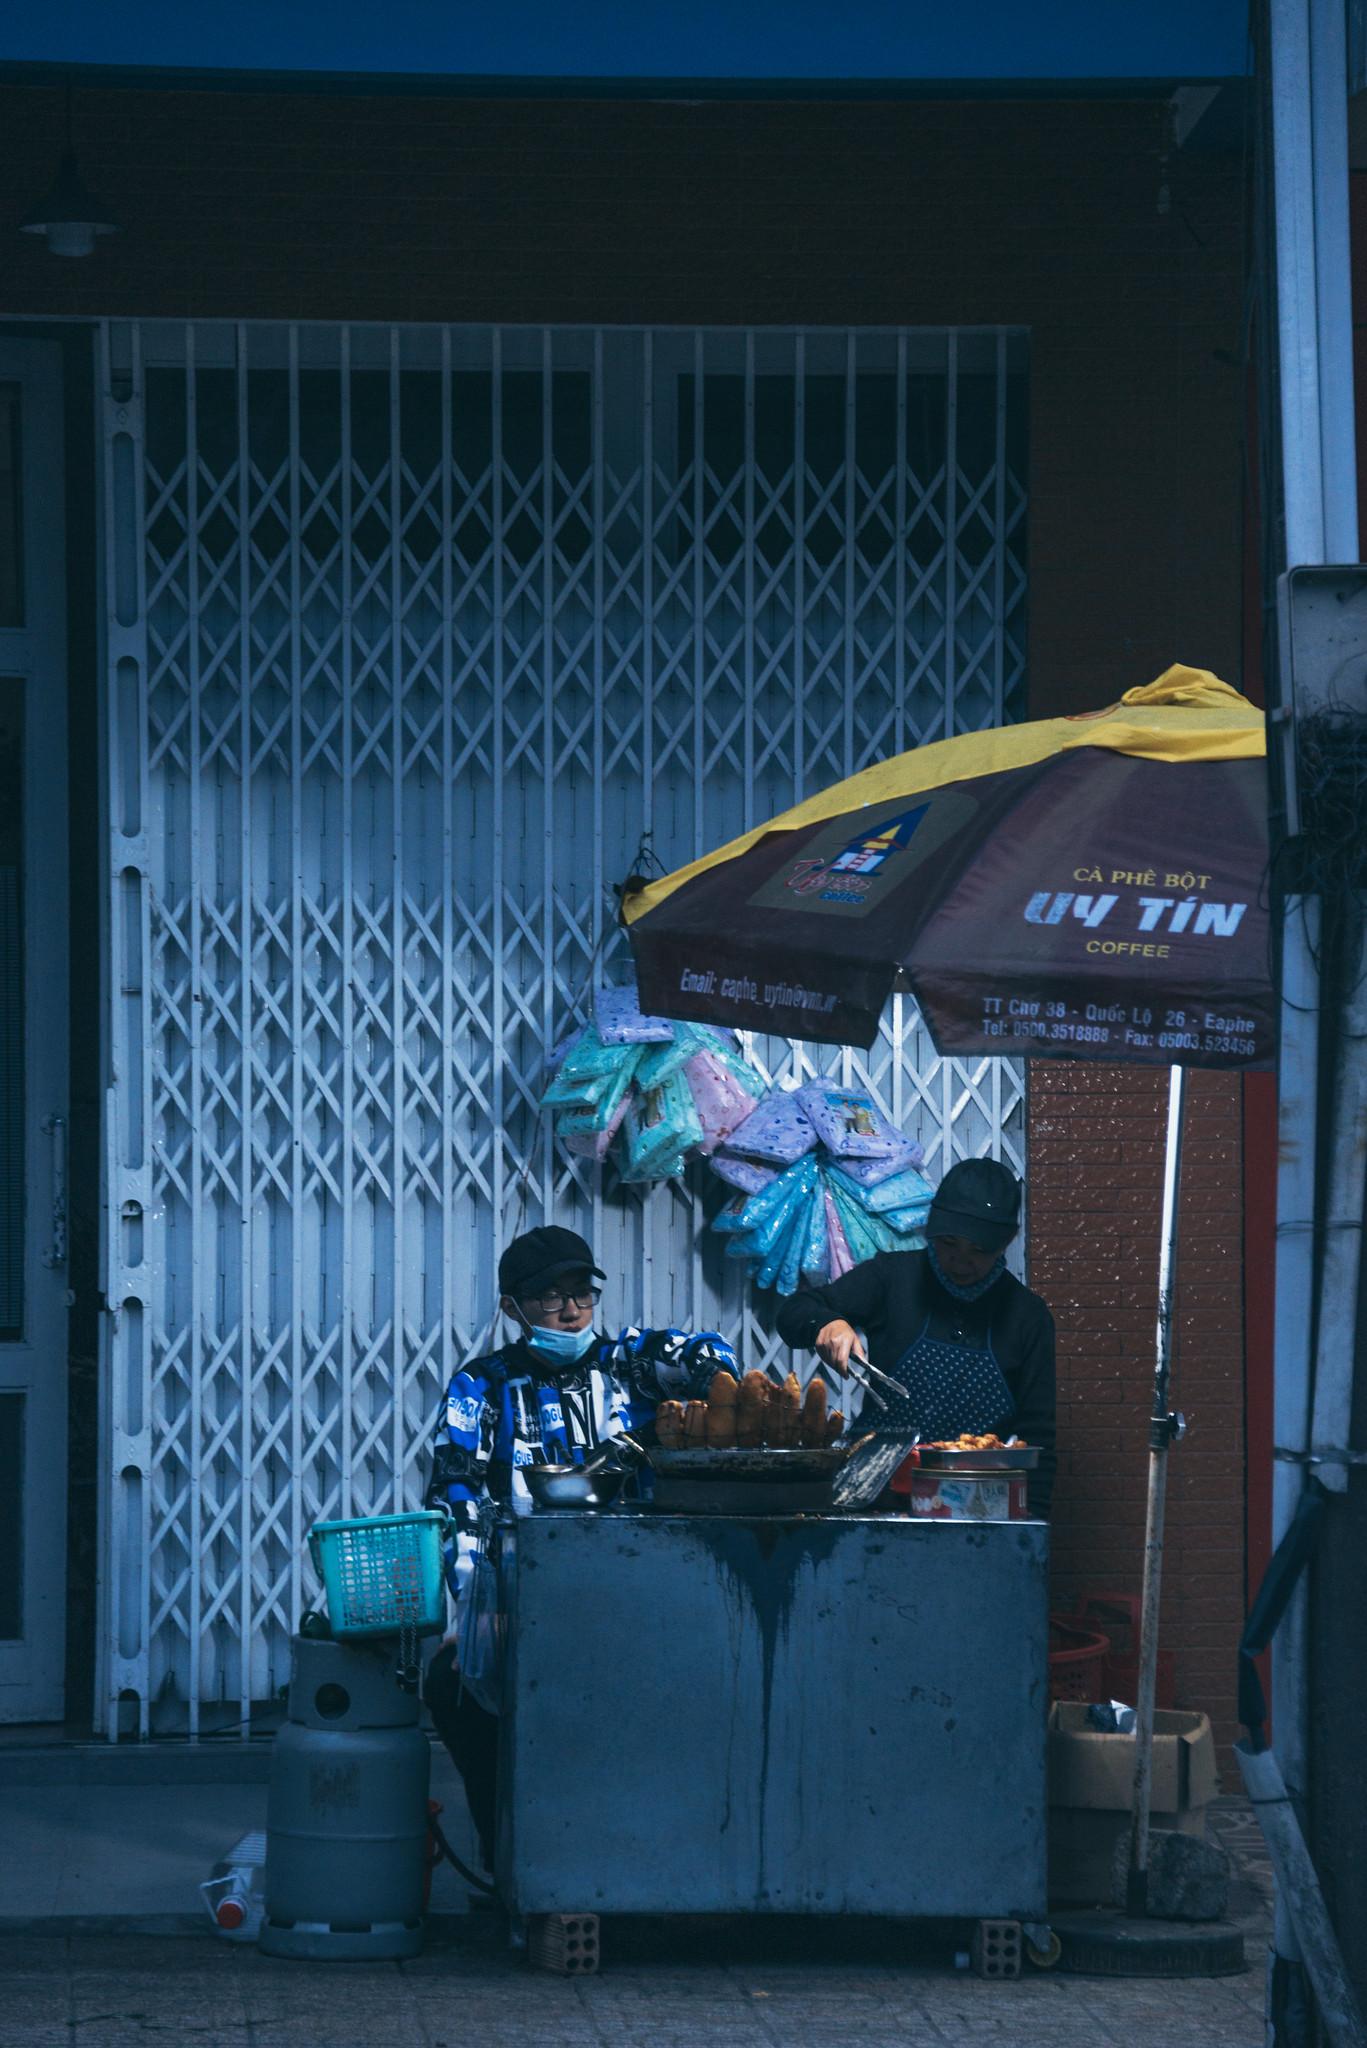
[99,319,1028,1733]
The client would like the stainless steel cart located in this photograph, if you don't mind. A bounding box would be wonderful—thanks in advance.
[497,1511,1048,1922]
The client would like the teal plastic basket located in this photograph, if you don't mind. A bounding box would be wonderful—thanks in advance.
[307,1511,448,1639]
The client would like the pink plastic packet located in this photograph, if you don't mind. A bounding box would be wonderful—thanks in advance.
[823,1187,856,1279]
[685,1050,763,1155]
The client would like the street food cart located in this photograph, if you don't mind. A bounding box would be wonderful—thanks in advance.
[494,1496,1048,1928]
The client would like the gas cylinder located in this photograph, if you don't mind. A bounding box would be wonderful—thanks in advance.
[200,1830,268,1942]
[258,1635,431,1959]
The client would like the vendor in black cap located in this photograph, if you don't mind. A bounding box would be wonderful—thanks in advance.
[775,1159,1056,1515]
[423,1224,737,1871]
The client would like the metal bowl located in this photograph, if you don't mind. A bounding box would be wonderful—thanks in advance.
[521,1462,626,1511]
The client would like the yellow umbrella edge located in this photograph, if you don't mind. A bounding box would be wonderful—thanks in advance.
[621,664,1267,926]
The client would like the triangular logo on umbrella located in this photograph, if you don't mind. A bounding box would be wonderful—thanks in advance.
[827,805,931,874]
[789,804,930,896]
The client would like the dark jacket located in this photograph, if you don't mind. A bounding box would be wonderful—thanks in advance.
[775,1248,1057,1514]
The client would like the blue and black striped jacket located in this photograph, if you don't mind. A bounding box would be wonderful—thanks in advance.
[424,1325,737,1586]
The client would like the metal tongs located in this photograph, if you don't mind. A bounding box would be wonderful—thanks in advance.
[816,1347,909,1414]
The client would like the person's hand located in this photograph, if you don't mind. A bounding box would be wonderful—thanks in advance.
[814,1319,860,1372]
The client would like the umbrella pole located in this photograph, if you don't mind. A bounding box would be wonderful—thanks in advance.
[1126,1063,1187,1916]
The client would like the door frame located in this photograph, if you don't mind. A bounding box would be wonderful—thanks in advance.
[0,337,70,1723]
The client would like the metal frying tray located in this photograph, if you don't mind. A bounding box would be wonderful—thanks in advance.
[913,1446,1041,1471]
[645,1444,856,1481]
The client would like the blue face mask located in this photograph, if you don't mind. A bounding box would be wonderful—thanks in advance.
[523,1321,597,1366]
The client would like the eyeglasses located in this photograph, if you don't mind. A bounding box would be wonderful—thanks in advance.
[522,1285,601,1313]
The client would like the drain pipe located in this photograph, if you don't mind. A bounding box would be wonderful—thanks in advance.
[1309,920,1367,1488]
[1260,892,1320,2013]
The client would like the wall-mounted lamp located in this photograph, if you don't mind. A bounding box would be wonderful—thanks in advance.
[20,87,119,258]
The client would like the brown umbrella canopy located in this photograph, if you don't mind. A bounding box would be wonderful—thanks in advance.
[623,670,1272,1066]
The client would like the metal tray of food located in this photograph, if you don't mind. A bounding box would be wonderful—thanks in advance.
[912,1445,1041,1471]
[645,1444,858,1481]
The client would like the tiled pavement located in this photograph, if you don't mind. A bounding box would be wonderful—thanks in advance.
[0,1922,1269,2048]
[1,1800,1273,2048]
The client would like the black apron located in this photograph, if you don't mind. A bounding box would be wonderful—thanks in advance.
[884,1316,1016,1441]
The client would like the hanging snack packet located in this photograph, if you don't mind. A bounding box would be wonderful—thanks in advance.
[708,1152,777,1195]
[799,1081,902,1160]
[797,1177,832,1284]
[548,1022,623,1086]
[829,1179,899,1265]
[594,981,676,1047]
[620,1068,704,1181]
[710,1191,753,1236]
[880,1200,930,1240]
[725,1156,813,1261]
[718,1086,817,1166]
[834,1131,926,1188]
[552,1045,641,1131]
[685,1050,764,1154]
[542,1068,608,1112]
[823,1187,855,1280]
[635,1022,712,1090]
[765,1193,815,1295]
[559,1090,631,1162]
[829,1163,934,1219]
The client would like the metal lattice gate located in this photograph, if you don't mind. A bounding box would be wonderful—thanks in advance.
[99,320,1028,1733]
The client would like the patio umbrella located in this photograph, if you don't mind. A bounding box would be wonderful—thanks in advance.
[622,666,1272,1070]
[623,664,1272,1918]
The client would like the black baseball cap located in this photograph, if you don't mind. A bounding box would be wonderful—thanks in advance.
[498,1225,605,1300]
[926,1159,1022,1253]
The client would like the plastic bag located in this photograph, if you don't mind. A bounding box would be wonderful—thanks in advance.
[634,1022,712,1091]
[710,1191,754,1236]
[833,1130,926,1188]
[685,1050,764,1154]
[830,1163,934,1219]
[548,1023,622,1086]
[595,982,676,1047]
[800,1081,903,1160]
[794,1180,831,1288]
[824,1188,855,1280]
[559,1089,631,1161]
[552,1046,642,1130]
[620,1069,704,1181]
[708,1152,777,1195]
[758,1198,809,1292]
[829,1179,899,1264]
[455,1547,503,1717]
[880,1201,931,1240]
[719,1088,817,1166]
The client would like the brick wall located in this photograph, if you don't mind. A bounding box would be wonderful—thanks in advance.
[0,75,1255,1749]
[1030,1064,1247,1767]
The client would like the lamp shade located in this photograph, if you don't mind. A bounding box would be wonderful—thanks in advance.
[20,147,119,257]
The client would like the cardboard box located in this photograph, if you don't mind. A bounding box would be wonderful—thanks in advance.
[1046,1703,1219,1905]
[906,1472,1028,1520]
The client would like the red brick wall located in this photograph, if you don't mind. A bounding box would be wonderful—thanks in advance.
[1030,1064,1246,1768]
